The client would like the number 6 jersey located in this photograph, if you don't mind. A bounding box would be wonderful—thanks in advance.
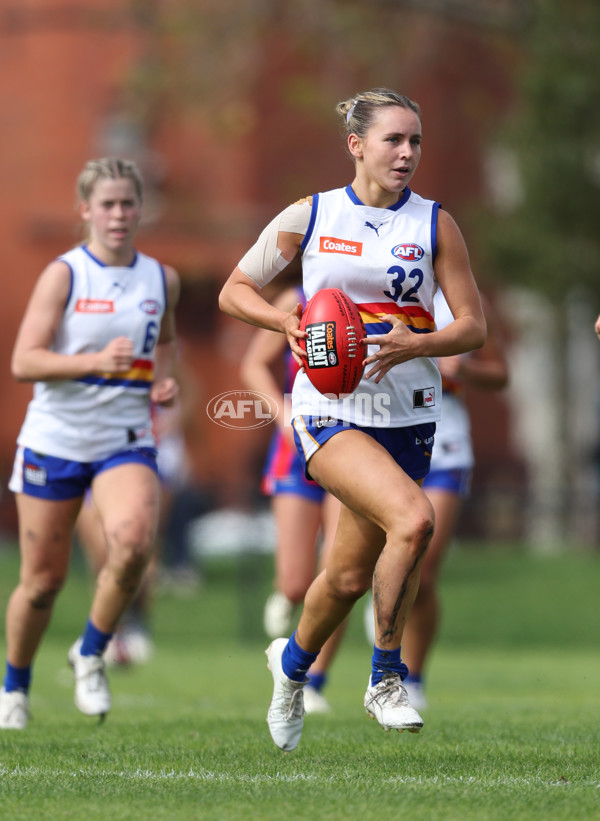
[16,245,167,461]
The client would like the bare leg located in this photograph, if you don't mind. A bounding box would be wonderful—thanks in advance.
[296,430,434,654]
[402,488,463,676]
[265,431,433,747]
[88,464,161,634]
[271,494,322,604]
[76,496,155,631]
[308,493,346,678]
[5,494,82,668]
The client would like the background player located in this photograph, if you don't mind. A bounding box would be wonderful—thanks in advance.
[0,158,179,729]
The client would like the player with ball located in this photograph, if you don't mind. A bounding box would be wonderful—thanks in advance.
[219,88,486,751]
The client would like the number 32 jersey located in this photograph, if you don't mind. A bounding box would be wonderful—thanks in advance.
[16,245,167,461]
[292,185,442,428]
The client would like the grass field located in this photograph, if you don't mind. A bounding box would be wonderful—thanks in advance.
[0,541,599,820]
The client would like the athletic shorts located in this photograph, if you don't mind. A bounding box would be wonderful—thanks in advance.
[9,445,159,501]
[262,456,326,503]
[422,466,472,498]
[261,429,325,503]
[292,416,436,483]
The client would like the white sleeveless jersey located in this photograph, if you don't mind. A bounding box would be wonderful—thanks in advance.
[16,245,167,461]
[429,289,474,470]
[292,185,442,427]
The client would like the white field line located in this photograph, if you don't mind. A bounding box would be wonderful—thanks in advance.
[0,766,597,788]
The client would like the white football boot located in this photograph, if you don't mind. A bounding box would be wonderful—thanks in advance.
[302,685,332,715]
[364,673,424,733]
[0,687,29,730]
[104,624,155,667]
[403,678,428,712]
[263,592,296,640]
[120,624,154,665]
[265,638,306,751]
[68,638,111,719]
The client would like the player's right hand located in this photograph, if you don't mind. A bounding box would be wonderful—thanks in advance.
[284,302,306,368]
[97,336,134,373]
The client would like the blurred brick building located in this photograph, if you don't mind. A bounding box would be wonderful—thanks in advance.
[0,0,526,538]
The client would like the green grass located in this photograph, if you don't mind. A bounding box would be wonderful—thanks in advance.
[0,543,599,820]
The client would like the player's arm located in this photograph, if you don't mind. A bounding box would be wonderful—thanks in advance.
[219,201,312,362]
[151,265,180,407]
[219,266,298,334]
[240,287,301,431]
[11,261,134,382]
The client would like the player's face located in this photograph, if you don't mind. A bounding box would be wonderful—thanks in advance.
[352,106,422,197]
[80,178,142,260]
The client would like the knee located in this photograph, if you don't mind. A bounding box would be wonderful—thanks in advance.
[111,543,150,577]
[26,573,66,610]
[106,520,154,575]
[396,502,435,563]
[279,580,310,605]
[327,566,372,602]
[414,509,435,552]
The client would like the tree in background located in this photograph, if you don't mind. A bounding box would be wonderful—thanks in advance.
[477,0,600,547]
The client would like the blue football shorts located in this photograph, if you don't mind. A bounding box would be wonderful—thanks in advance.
[422,466,472,498]
[292,416,436,483]
[261,429,326,503]
[263,457,326,503]
[9,445,159,501]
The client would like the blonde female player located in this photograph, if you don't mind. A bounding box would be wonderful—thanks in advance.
[220,88,486,751]
[0,158,179,729]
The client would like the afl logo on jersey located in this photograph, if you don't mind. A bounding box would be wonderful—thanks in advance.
[139,299,161,315]
[391,243,424,262]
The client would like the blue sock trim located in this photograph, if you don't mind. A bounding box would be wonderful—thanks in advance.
[405,672,422,685]
[371,645,408,686]
[281,631,319,682]
[307,671,327,692]
[4,661,31,693]
[80,618,113,657]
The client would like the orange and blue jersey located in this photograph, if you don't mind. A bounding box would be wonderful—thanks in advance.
[357,301,435,336]
[77,357,155,390]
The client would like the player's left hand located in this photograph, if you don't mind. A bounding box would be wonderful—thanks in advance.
[362,315,417,382]
[151,377,179,407]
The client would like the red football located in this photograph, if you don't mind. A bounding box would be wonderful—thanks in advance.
[299,288,366,398]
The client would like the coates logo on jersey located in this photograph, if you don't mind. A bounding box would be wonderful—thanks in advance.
[75,299,114,313]
[206,390,279,430]
[319,237,363,257]
[391,243,424,262]
[139,299,161,315]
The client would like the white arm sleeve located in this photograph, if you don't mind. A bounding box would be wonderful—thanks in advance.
[237,201,312,288]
